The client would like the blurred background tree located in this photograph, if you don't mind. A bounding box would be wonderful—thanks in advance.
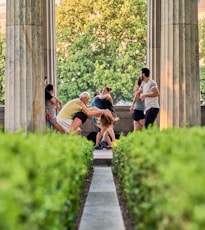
[0,1,204,105]
[199,17,205,103]
[0,34,5,105]
[56,0,147,104]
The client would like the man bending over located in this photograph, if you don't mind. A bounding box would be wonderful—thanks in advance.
[57,92,113,134]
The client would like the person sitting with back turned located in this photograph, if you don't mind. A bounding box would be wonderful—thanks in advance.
[57,92,113,135]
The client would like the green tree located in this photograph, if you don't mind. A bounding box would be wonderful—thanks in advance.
[56,0,147,104]
[0,34,5,105]
[199,18,205,102]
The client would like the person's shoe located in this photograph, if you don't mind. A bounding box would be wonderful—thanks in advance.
[100,141,112,149]
[94,146,102,150]
[105,146,112,150]
[100,141,109,148]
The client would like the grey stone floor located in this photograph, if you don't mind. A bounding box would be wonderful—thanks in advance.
[78,150,125,230]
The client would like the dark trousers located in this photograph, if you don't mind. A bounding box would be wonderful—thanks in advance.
[145,107,159,128]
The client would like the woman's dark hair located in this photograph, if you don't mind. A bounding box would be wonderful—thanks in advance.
[45,84,54,91]
[138,77,142,86]
[105,87,112,92]
[94,91,100,97]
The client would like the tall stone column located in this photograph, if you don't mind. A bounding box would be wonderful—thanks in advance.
[5,0,45,133]
[43,0,56,86]
[147,0,161,88]
[160,0,200,128]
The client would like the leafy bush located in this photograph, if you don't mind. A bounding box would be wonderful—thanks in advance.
[113,127,205,230]
[0,131,93,230]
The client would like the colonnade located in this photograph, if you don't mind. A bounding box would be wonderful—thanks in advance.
[4,0,200,132]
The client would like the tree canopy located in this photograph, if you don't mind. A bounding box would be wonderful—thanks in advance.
[56,0,147,104]
[0,34,5,105]
[199,18,205,101]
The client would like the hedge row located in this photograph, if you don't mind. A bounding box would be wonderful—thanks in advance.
[0,131,93,230]
[112,127,205,230]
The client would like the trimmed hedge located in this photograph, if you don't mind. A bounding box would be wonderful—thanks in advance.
[113,127,205,230]
[0,131,93,230]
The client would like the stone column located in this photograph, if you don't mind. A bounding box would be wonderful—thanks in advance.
[43,0,56,86]
[5,0,45,133]
[160,0,200,128]
[147,0,161,88]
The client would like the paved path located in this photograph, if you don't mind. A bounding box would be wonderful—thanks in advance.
[78,150,125,230]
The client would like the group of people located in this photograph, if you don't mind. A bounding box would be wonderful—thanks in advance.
[44,67,160,149]
[45,76,117,148]
[130,67,160,130]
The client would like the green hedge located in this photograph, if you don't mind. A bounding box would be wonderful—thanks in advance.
[113,127,205,230]
[0,131,93,230]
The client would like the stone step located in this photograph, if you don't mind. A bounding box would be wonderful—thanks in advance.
[93,149,113,166]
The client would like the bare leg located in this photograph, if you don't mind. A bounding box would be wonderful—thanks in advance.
[134,119,145,131]
[52,122,65,133]
[102,129,112,147]
[69,117,83,134]
[134,121,141,131]
[101,127,115,147]
[139,119,145,128]
[95,128,106,147]
[107,127,115,142]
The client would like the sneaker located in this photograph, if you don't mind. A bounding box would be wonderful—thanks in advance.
[105,146,112,150]
[100,141,112,149]
[100,141,109,148]
[94,146,102,150]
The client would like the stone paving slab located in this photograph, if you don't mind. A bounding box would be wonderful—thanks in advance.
[85,192,118,206]
[78,167,125,230]
[93,149,113,159]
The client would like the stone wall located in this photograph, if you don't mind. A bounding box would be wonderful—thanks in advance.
[0,106,4,129]
[0,105,205,134]
[201,105,205,125]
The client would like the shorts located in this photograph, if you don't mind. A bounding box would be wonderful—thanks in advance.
[73,112,87,124]
[56,117,75,133]
[57,112,87,133]
[132,109,145,121]
[145,107,159,128]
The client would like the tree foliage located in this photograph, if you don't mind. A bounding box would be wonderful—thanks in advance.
[0,34,5,105]
[56,0,147,104]
[199,18,205,101]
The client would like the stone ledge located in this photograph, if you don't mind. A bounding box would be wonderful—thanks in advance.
[1,105,205,133]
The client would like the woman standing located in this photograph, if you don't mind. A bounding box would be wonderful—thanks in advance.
[130,77,145,131]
